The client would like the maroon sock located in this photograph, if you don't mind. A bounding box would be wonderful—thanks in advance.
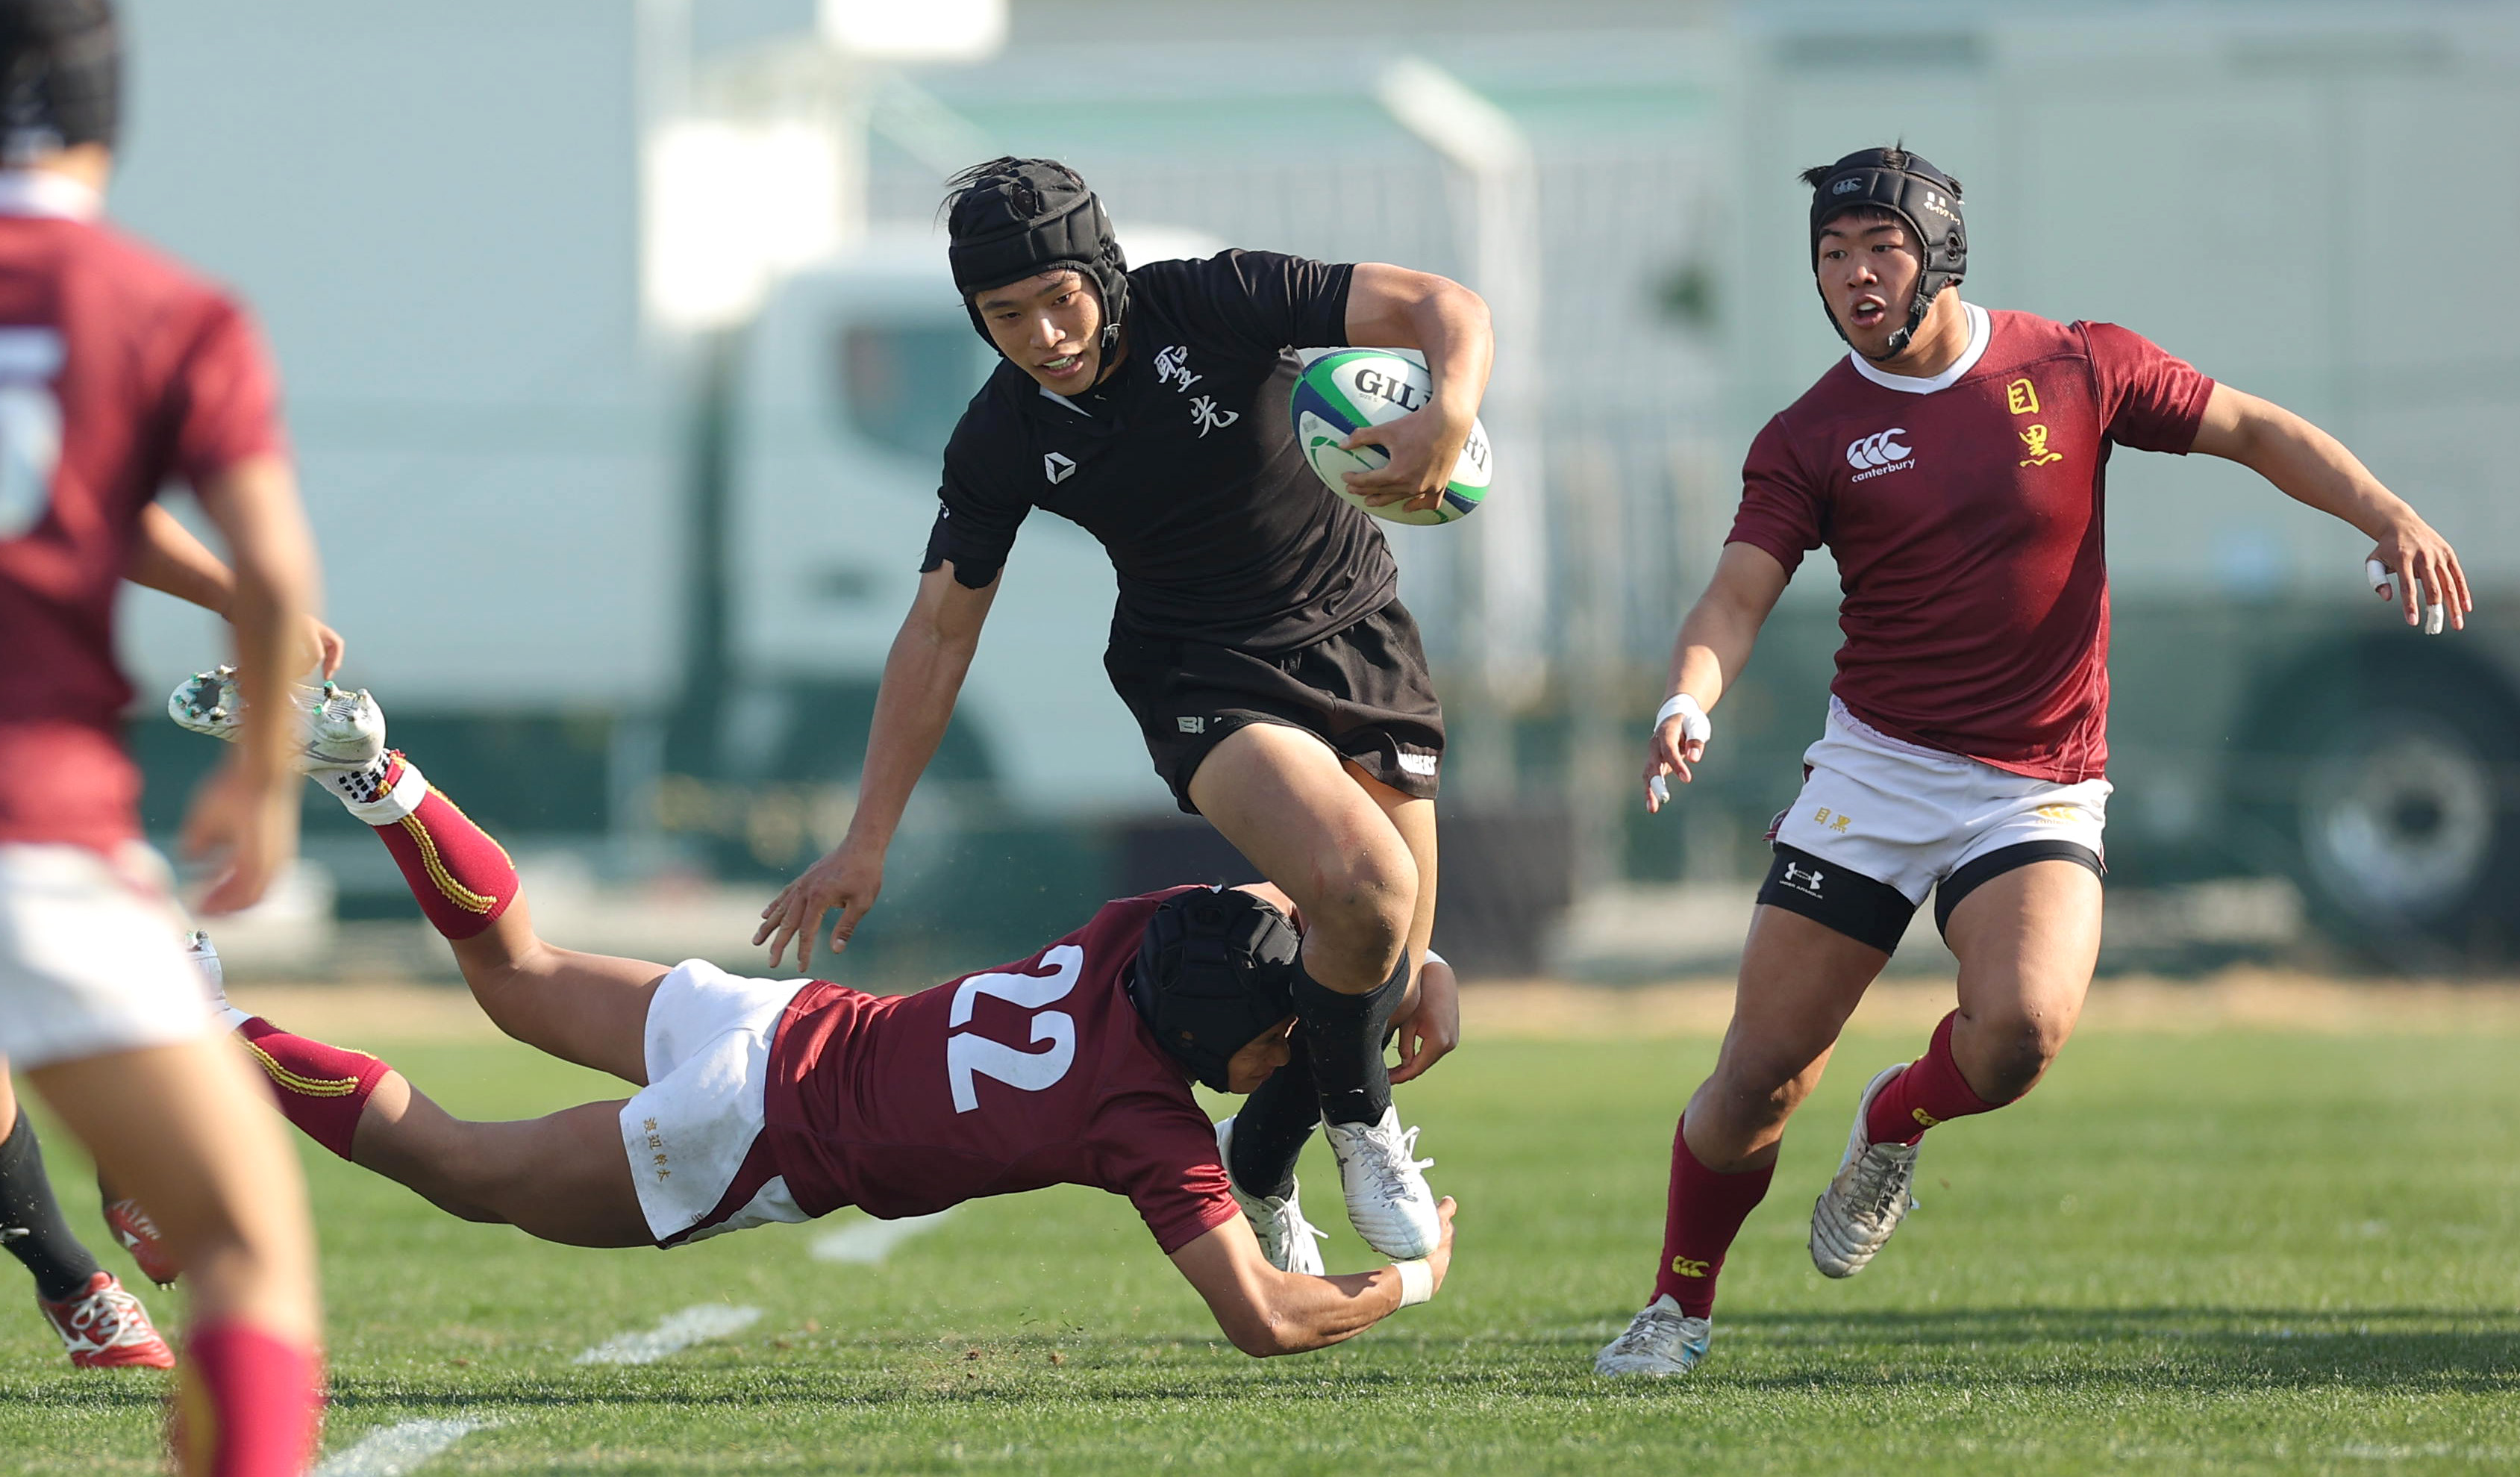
[234,1018,389,1162]
[370,765,518,940]
[1864,1010,1999,1147]
[171,1321,321,1477]
[1651,1117,1775,1319]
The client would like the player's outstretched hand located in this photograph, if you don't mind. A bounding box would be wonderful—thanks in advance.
[181,754,301,916]
[756,840,884,972]
[1340,404,1469,515]
[1642,694,1713,814]
[1389,953,1459,1085]
[2365,513,2472,635]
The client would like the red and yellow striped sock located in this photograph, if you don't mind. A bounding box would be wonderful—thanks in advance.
[233,1018,390,1162]
[363,756,518,940]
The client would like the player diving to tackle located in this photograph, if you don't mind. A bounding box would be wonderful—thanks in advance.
[164,680,1459,1355]
[756,158,1493,1269]
[1595,147,2472,1376]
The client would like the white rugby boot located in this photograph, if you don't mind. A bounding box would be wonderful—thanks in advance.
[185,930,251,1030]
[1322,1105,1439,1260]
[1214,1117,1327,1275]
[169,666,385,776]
[1809,1063,1922,1278]
[1594,1295,1712,1378]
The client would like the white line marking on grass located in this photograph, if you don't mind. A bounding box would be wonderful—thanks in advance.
[810,1208,954,1265]
[573,1303,763,1366]
[313,1418,484,1477]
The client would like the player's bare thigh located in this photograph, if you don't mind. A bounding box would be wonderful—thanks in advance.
[355,1073,650,1248]
[1343,759,1436,964]
[1940,859,2103,1104]
[445,894,668,1086]
[1685,905,1889,1171]
[1186,723,1419,991]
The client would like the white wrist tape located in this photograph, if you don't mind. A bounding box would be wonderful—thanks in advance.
[1393,1258,1434,1308]
[1652,693,1711,743]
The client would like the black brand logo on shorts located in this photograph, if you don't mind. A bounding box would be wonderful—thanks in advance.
[1781,861,1825,898]
[1176,716,1206,734]
[1044,451,1076,484]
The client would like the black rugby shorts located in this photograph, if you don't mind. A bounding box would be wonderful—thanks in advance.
[1104,599,1445,814]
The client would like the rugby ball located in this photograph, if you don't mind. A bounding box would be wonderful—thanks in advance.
[1290,349,1490,525]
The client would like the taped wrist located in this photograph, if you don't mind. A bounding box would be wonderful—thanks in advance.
[1291,948,1409,1128]
[1393,1258,1434,1307]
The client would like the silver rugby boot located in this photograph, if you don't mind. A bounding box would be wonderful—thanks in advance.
[1808,1063,1922,1278]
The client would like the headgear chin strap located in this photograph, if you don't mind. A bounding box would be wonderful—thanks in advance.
[0,0,118,160]
[1126,888,1300,1094]
[946,157,1130,354]
[1807,147,1966,360]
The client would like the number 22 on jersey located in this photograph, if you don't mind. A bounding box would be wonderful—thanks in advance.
[945,944,1083,1112]
[0,327,63,540]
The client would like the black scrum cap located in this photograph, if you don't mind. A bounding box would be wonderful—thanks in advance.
[945,157,1129,349]
[1807,146,1967,358]
[1126,889,1300,1094]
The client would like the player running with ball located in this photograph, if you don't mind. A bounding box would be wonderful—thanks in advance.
[1596,146,2471,1377]
[756,159,1493,1268]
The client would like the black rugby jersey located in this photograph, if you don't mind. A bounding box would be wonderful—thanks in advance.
[919,249,1398,655]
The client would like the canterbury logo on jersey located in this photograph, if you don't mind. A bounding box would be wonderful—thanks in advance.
[1845,428,1912,472]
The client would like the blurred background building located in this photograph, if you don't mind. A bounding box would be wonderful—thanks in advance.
[105,0,2520,979]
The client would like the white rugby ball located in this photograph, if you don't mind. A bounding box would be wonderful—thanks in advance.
[1289,349,1489,525]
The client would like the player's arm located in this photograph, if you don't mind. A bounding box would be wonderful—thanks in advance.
[126,502,345,675]
[184,453,323,914]
[2187,384,2471,633]
[1643,541,1789,811]
[1169,1196,1457,1357]
[756,563,1001,968]
[1338,263,1494,513]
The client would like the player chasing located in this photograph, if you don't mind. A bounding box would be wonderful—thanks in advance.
[1596,146,2471,1377]
[0,0,336,1469]
[755,159,1493,1270]
[165,678,1458,1355]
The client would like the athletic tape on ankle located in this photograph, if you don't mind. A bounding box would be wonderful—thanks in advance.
[344,759,428,825]
[1393,1258,1434,1307]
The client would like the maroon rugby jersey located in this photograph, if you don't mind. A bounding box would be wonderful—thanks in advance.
[0,172,287,850]
[1728,305,2213,782]
[762,888,1241,1254]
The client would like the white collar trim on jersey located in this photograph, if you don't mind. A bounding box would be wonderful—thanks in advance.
[1845,300,1990,394]
[0,169,100,221]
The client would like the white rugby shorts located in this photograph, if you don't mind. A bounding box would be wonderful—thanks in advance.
[0,842,210,1068]
[1760,699,2110,951]
[619,959,814,1246]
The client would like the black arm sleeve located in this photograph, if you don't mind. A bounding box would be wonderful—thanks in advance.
[1139,249,1354,360]
[919,402,1032,588]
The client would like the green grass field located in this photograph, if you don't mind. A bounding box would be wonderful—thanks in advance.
[5,1015,2518,1474]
